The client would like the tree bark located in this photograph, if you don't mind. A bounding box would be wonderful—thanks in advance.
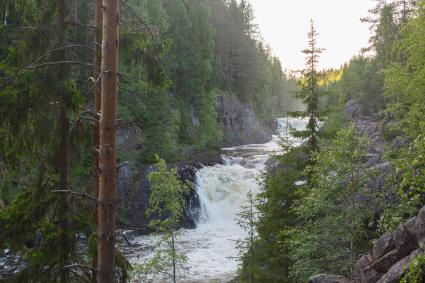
[97,0,119,282]
[58,1,70,282]
[92,0,103,282]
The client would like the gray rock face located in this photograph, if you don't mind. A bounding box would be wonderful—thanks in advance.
[117,163,202,234]
[354,210,425,283]
[415,207,425,247]
[373,234,395,260]
[309,274,353,283]
[216,94,273,146]
[344,100,385,165]
[372,249,403,273]
[355,254,384,283]
[376,249,421,283]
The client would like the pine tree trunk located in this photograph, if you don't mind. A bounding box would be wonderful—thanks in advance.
[58,1,69,282]
[92,0,103,281]
[97,0,119,281]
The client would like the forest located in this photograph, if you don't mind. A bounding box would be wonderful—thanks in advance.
[1,0,425,282]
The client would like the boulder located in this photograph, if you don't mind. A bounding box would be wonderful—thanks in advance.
[393,223,419,256]
[373,233,395,260]
[376,249,421,283]
[309,274,353,283]
[345,100,363,119]
[403,217,417,241]
[372,249,403,273]
[355,254,384,283]
[415,207,425,247]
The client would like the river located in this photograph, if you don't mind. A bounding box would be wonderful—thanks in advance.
[125,117,307,283]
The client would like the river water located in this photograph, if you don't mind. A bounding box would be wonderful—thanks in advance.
[125,117,307,283]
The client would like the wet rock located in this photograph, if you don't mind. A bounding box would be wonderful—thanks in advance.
[376,249,421,283]
[373,233,395,260]
[355,254,383,283]
[309,274,353,283]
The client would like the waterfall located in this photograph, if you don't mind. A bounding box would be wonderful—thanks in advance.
[127,117,307,282]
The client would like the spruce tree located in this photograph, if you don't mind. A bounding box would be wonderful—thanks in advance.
[295,20,324,155]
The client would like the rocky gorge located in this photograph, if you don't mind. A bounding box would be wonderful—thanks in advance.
[116,92,275,233]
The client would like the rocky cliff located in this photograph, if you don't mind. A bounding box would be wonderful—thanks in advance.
[216,93,274,146]
[354,210,425,283]
[117,162,203,233]
[116,92,275,231]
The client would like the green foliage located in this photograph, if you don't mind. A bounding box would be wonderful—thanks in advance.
[381,0,425,214]
[401,253,425,283]
[241,143,308,282]
[236,191,258,283]
[132,156,188,282]
[294,21,325,155]
[290,126,374,281]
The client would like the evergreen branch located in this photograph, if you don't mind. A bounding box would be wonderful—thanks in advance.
[119,0,159,39]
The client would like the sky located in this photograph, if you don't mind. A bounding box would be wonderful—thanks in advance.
[248,0,376,71]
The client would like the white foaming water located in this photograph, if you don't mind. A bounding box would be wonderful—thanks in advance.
[127,118,307,282]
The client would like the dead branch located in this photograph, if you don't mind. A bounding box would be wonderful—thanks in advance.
[52,190,97,202]
[29,45,96,68]
[25,61,93,70]
[81,110,101,120]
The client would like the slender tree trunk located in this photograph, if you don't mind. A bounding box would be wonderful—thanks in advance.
[72,0,78,40]
[92,0,103,282]
[97,0,119,281]
[58,1,70,282]
[172,231,177,283]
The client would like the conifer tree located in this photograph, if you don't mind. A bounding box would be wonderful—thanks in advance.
[236,190,258,283]
[295,20,324,155]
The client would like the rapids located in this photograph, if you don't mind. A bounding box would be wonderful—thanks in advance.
[126,117,307,282]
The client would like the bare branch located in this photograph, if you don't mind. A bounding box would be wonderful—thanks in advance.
[52,190,97,202]
[63,264,96,271]
[27,45,95,70]
[117,161,130,170]
[81,110,101,120]
[25,60,93,70]
[80,116,99,124]
[117,120,135,129]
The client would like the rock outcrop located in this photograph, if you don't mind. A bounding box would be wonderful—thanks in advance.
[344,100,385,166]
[216,94,274,146]
[354,206,425,282]
[309,274,353,283]
[117,162,202,234]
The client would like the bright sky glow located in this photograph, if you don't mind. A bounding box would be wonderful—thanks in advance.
[249,0,376,71]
